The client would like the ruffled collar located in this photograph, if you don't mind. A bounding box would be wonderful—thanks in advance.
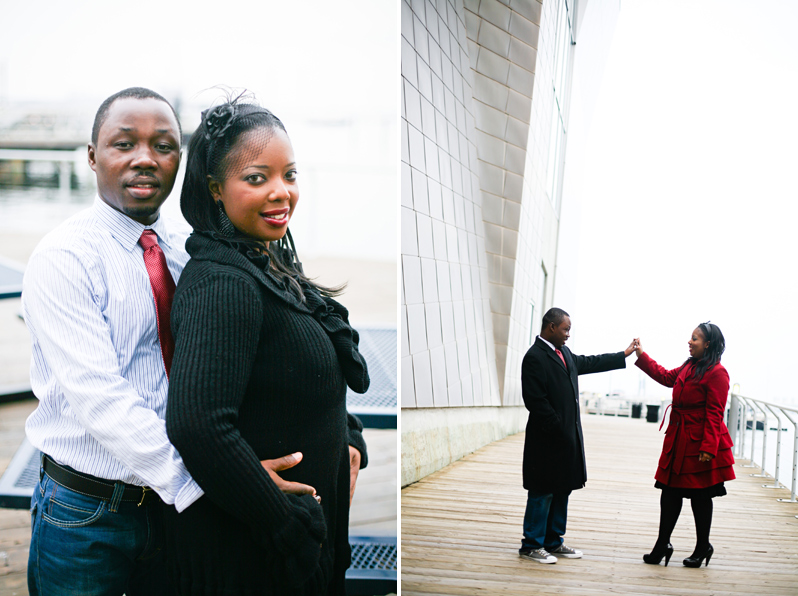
[185,231,369,394]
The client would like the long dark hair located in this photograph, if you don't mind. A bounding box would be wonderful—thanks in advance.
[686,322,725,381]
[181,93,342,300]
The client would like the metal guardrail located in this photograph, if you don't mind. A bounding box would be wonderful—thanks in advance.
[728,393,798,517]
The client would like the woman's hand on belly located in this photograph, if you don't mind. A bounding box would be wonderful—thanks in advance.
[261,452,319,500]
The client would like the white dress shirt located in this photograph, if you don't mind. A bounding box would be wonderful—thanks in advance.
[538,335,557,352]
[22,197,203,512]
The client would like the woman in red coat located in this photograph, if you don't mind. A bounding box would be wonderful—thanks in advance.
[635,322,734,568]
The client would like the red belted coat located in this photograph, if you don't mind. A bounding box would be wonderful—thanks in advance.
[636,352,736,489]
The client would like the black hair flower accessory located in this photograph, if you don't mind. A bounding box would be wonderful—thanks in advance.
[202,104,236,141]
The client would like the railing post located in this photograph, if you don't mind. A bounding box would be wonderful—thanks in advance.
[739,397,748,460]
[743,398,758,468]
[777,409,798,508]
[728,394,740,456]
[763,404,782,489]
[750,402,770,478]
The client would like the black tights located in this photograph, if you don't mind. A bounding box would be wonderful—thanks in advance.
[655,491,713,553]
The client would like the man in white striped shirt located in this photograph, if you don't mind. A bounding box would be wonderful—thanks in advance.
[24,87,359,595]
[22,88,198,595]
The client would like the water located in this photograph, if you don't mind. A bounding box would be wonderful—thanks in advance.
[0,185,94,233]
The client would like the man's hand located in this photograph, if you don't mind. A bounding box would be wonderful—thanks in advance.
[349,446,361,507]
[261,452,319,500]
[624,338,640,357]
[698,451,714,463]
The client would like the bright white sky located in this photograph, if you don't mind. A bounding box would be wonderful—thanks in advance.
[0,0,395,119]
[568,0,798,405]
[0,0,398,261]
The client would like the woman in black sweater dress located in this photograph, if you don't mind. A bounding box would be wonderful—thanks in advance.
[164,98,369,595]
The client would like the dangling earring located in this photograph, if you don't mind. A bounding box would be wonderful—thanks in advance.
[216,201,236,237]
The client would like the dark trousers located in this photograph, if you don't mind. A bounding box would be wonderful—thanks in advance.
[520,489,571,551]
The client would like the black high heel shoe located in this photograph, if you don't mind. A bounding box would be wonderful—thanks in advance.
[643,543,674,566]
[683,543,713,567]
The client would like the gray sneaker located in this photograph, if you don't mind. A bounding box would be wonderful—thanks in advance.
[519,548,557,564]
[549,544,582,559]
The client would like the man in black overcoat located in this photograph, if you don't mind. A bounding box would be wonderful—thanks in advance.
[519,307,638,563]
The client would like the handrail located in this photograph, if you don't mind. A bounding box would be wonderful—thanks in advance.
[729,393,798,515]
[732,394,798,416]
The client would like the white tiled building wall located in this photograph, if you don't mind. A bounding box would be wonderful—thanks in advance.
[402,0,621,486]
[501,0,566,406]
[403,0,565,412]
[401,0,502,410]
[464,0,555,406]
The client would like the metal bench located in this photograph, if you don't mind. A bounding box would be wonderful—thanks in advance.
[346,536,397,595]
[346,326,397,429]
[0,257,24,299]
[0,436,38,510]
[345,326,397,594]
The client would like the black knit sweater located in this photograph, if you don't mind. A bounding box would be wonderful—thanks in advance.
[164,232,369,595]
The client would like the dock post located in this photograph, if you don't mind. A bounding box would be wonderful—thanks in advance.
[58,160,71,198]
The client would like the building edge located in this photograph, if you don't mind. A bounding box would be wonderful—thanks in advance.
[401,405,527,486]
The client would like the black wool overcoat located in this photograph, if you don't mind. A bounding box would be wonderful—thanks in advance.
[521,337,626,494]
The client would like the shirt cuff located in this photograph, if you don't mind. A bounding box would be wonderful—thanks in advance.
[173,478,204,512]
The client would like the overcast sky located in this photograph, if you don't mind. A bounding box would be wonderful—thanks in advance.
[1,0,397,261]
[566,0,798,405]
[0,1,395,119]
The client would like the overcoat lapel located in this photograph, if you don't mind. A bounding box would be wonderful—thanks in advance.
[543,344,568,374]
[562,347,579,397]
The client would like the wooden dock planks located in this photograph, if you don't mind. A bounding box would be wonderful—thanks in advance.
[401,414,798,595]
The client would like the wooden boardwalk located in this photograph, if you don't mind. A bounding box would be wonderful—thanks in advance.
[402,414,798,595]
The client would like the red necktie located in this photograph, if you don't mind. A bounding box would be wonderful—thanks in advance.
[139,230,176,378]
[555,348,567,368]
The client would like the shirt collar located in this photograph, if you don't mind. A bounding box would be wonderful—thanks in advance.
[537,335,557,352]
[92,196,172,251]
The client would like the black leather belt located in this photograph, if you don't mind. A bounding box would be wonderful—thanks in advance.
[42,455,161,507]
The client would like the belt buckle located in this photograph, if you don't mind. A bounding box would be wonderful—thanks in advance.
[137,487,152,507]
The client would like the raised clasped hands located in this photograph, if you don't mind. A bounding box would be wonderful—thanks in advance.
[624,338,642,357]
[261,452,321,504]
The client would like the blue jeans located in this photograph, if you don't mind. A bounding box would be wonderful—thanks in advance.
[520,490,570,551]
[28,469,172,596]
